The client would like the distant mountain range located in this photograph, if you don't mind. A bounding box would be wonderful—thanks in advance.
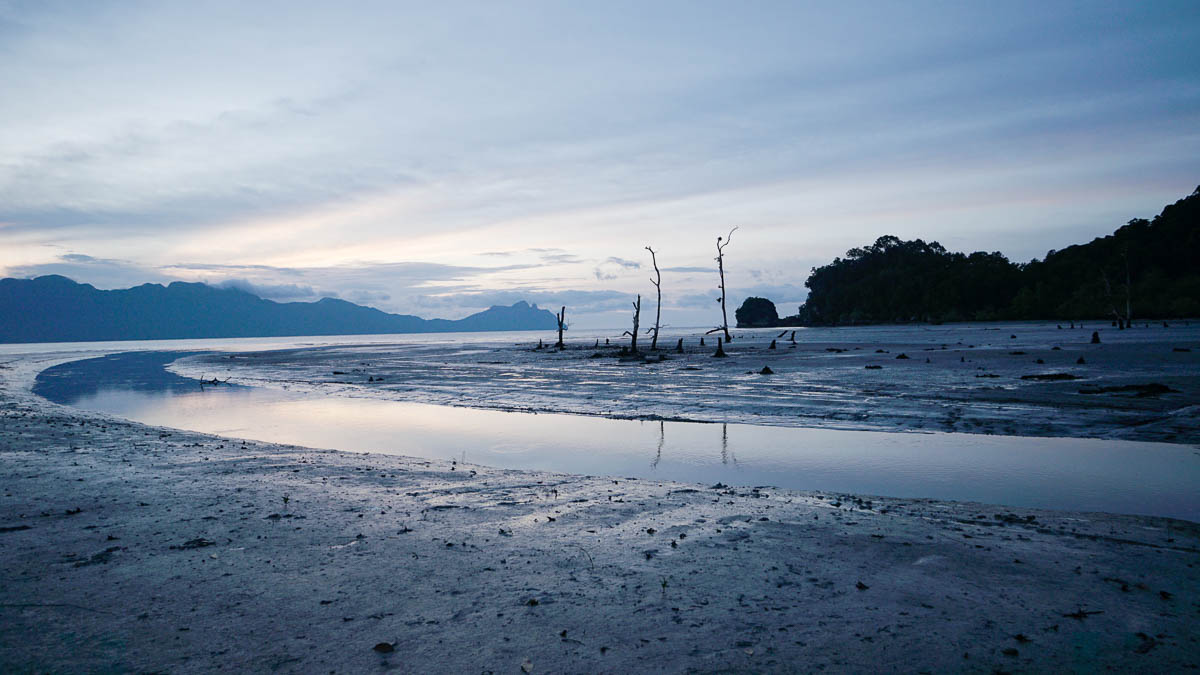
[0,275,559,343]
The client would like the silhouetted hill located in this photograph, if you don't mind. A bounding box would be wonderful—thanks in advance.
[789,186,1200,325]
[0,276,559,343]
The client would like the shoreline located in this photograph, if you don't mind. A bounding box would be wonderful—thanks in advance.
[172,323,1200,445]
[2,351,1198,671]
[37,349,1200,522]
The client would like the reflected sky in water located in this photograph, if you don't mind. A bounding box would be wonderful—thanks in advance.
[34,351,1200,521]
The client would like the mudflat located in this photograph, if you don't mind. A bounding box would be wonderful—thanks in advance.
[1,352,1197,672]
[174,322,1200,444]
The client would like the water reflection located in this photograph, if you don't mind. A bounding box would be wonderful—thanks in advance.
[720,423,736,466]
[32,352,1200,521]
[33,351,214,401]
[652,421,664,469]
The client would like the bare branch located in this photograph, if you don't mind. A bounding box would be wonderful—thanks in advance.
[717,226,738,254]
[645,246,662,350]
[714,229,737,341]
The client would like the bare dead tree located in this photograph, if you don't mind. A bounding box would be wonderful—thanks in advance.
[645,246,662,350]
[1100,269,1126,328]
[1122,249,1132,326]
[556,306,566,349]
[622,295,642,353]
[706,227,738,342]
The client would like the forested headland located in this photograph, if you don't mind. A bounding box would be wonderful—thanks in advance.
[763,186,1200,326]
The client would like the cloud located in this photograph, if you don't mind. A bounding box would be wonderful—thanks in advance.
[413,288,636,315]
[211,278,319,301]
[346,289,392,306]
[677,282,809,312]
[593,256,642,281]
[8,253,171,289]
[605,256,641,269]
[60,253,101,263]
[540,253,584,264]
[1,3,1197,328]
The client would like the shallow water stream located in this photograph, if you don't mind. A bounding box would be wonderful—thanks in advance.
[33,350,1200,521]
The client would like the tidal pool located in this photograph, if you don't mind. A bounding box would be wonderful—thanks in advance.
[34,351,1200,521]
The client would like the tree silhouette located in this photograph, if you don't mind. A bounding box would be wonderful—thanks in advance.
[708,227,737,341]
[645,246,662,350]
[623,295,642,353]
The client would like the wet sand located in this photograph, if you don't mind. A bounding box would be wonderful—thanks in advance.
[175,322,1200,444]
[1,351,1198,672]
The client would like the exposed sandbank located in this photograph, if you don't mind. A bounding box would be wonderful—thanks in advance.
[175,322,1200,444]
[2,350,1198,672]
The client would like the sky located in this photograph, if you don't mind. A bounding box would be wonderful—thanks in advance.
[1,1,1198,328]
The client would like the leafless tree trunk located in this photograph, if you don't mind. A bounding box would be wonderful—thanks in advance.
[645,246,662,350]
[713,336,726,357]
[556,306,566,349]
[707,227,737,342]
[1122,250,1132,325]
[1100,269,1128,328]
[623,295,642,353]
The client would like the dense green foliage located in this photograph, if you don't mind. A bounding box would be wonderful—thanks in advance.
[792,187,1200,324]
[735,297,779,327]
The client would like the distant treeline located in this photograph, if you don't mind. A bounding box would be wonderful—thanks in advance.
[776,186,1200,326]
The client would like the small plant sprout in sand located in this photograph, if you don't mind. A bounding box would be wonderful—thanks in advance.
[282,493,290,510]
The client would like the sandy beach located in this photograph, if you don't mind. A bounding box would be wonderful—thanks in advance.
[2,344,1198,672]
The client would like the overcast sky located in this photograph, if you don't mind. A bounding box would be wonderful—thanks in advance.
[2,1,1197,327]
